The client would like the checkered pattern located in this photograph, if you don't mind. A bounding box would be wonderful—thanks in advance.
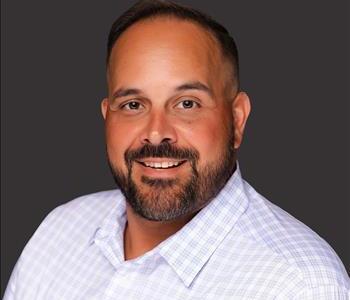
[4,166,350,299]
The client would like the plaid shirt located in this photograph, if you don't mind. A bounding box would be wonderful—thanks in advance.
[4,166,350,299]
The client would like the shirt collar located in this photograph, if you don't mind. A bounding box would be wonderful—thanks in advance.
[90,190,127,263]
[92,163,249,287]
[158,163,249,287]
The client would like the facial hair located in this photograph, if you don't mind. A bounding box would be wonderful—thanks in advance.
[108,127,236,221]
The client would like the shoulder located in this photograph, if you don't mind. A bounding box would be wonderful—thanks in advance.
[20,189,122,259]
[44,189,122,223]
[235,180,350,295]
[30,189,120,234]
[4,189,124,299]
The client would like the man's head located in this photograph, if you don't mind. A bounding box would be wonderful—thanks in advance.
[101,0,250,221]
[106,0,240,90]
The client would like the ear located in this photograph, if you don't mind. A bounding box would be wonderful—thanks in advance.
[101,98,109,120]
[232,92,251,149]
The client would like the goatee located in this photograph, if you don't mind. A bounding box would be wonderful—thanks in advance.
[108,129,236,221]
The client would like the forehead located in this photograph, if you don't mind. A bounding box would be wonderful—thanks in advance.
[107,17,229,92]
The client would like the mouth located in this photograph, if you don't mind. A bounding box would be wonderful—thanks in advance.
[135,159,187,169]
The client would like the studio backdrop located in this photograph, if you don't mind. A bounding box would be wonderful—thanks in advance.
[2,0,349,293]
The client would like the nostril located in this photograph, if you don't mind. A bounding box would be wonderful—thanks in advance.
[141,138,151,144]
[161,138,173,143]
[141,137,174,145]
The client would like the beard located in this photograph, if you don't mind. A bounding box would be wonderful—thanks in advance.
[108,127,236,221]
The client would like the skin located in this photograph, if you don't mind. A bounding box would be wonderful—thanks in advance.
[101,17,251,260]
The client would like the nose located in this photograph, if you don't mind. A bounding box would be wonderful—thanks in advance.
[139,111,177,145]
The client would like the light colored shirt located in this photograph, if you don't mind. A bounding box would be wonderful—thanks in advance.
[4,166,350,299]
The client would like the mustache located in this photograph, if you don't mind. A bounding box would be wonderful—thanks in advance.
[125,142,199,164]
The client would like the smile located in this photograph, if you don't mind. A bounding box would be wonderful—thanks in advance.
[136,159,187,169]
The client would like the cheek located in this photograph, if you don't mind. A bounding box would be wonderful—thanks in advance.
[177,115,230,163]
[105,118,140,166]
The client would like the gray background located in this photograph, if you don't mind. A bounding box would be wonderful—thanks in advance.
[2,0,350,293]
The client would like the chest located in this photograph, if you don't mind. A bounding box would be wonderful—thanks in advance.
[18,246,297,300]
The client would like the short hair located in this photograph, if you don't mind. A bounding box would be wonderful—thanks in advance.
[107,0,240,88]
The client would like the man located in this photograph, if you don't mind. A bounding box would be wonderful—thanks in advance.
[4,0,350,299]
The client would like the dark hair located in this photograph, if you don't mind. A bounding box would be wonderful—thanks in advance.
[107,0,240,87]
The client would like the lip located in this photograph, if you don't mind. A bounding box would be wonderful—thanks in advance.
[134,159,188,178]
[135,158,187,169]
[136,158,186,164]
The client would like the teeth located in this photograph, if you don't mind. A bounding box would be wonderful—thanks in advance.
[142,161,182,168]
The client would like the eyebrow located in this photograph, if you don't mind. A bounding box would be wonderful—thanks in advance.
[111,80,213,101]
[111,88,142,100]
[175,81,213,97]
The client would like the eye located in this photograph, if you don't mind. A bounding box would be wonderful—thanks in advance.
[121,101,143,110]
[176,99,200,109]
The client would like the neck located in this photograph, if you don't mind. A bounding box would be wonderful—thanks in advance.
[123,203,196,260]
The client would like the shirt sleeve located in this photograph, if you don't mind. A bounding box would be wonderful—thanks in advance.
[292,285,350,300]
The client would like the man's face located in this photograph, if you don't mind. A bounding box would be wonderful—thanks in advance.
[102,18,250,221]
